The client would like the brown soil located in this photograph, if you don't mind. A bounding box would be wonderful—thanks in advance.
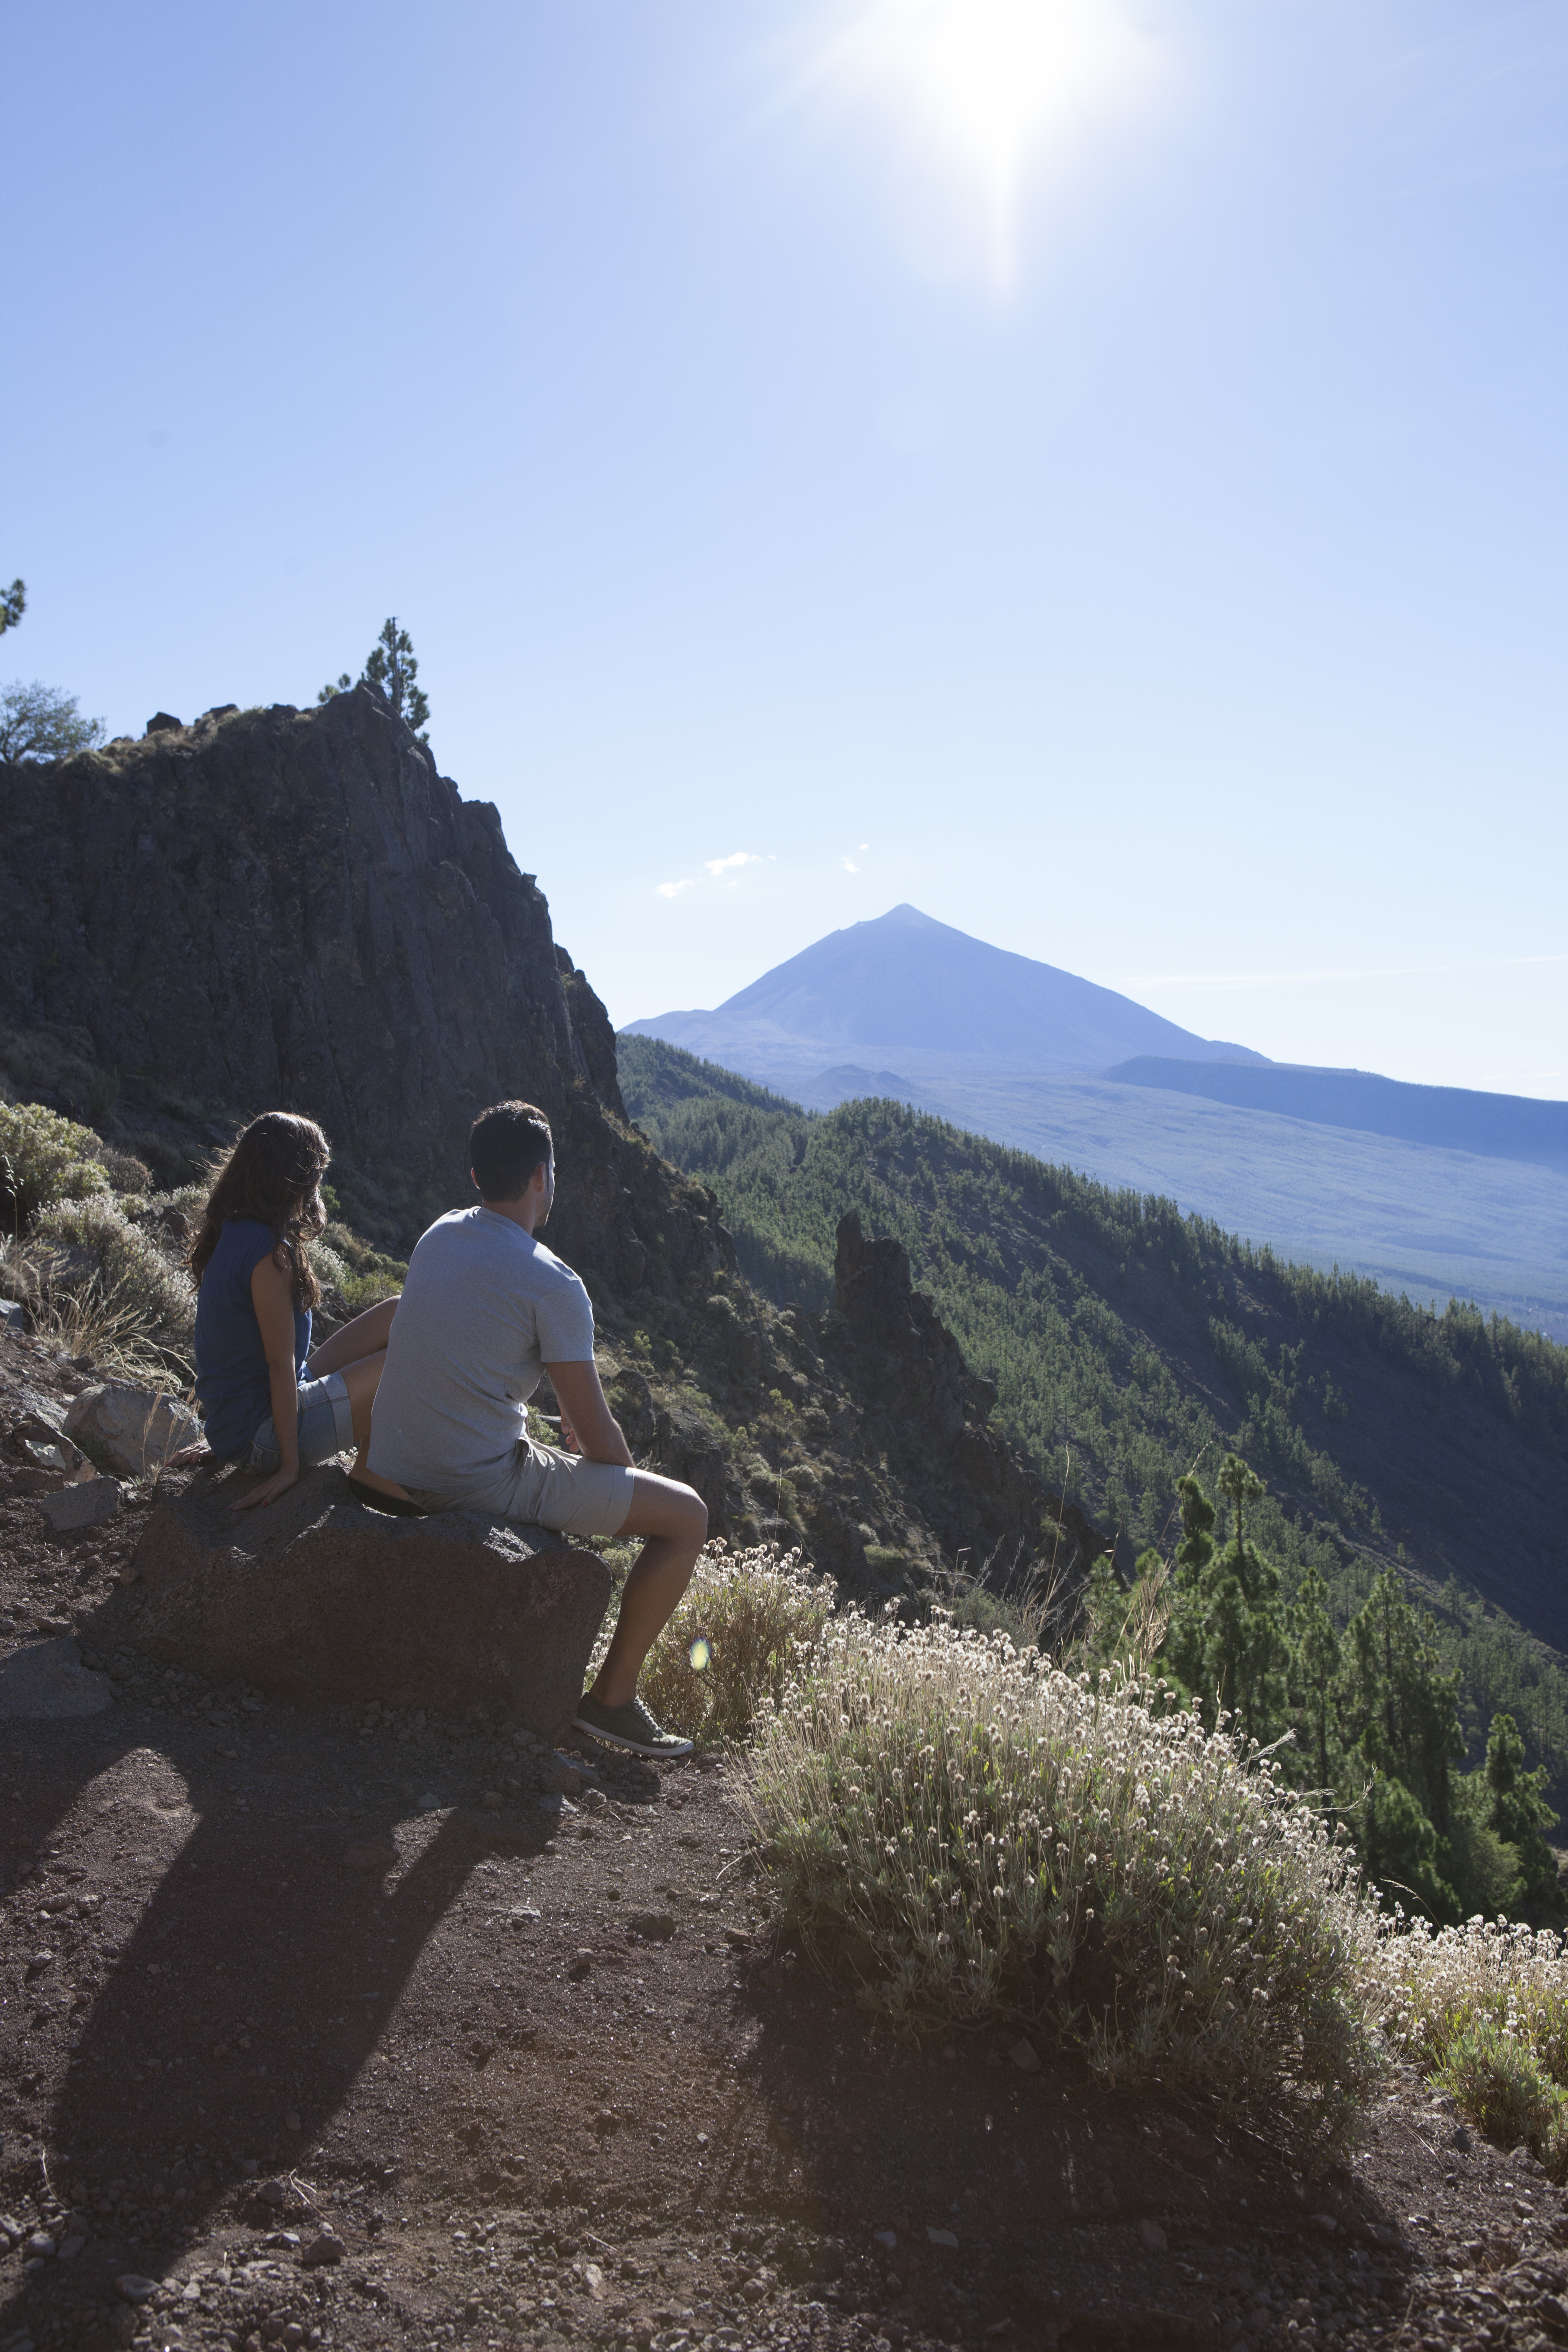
[5,1331,1568,2352]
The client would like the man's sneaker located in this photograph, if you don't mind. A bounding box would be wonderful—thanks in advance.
[571,1692,694,1759]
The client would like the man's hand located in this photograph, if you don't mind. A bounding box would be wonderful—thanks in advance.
[545,1361,632,1468]
[230,1463,300,1512]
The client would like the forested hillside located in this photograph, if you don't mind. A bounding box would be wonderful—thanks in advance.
[620,1034,1568,1800]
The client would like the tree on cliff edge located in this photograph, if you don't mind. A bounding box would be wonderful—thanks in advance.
[0,681,106,763]
[318,616,430,741]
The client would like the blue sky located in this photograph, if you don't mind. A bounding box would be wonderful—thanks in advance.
[5,0,1564,1093]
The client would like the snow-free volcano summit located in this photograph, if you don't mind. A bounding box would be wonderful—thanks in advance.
[626,903,1264,1088]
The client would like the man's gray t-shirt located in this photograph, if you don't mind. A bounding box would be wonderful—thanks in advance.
[366,1206,595,1496]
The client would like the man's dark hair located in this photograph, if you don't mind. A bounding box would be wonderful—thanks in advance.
[469,1100,553,1201]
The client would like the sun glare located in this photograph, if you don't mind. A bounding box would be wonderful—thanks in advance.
[814,0,1157,287]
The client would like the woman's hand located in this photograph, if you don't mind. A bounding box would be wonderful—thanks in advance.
[558,1411,580,1454]
[230,1462,300,1512]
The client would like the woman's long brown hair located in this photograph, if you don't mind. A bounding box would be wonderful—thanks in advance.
[188,1111,330,1309]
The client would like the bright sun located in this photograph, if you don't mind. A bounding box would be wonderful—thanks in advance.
[815,0,1155,285]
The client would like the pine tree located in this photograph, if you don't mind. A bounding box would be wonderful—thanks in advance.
[1290,1559,1340,1796]
[1160,1457,1290,1743]
[1483,1711,1563,1919]
[0,579,24,634]
[363,617,430,738]
[316,616,431,740]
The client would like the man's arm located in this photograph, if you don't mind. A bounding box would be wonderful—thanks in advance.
[545,1360,633,1467]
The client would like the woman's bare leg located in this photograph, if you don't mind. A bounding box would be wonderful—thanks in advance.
[307,1293,399,1378]
[336,1349,387,1453]
[589,1470,708,1708]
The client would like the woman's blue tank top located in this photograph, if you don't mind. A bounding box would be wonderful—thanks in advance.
[193,1219,311,1461]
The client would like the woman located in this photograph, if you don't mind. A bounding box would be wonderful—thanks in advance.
[189,1111,398,1511]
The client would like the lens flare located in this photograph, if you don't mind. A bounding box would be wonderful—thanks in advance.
[689,1636,712,1673]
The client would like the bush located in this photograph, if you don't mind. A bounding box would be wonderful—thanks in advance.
[629,1542,837,1749]
[0,1100,110,1228]
[1367,1914,1568,2171]
[744,1613,1380,2160]
[1431,2016,1566,2166]
[100,1147,152,1194]
[28,1195,196,1362]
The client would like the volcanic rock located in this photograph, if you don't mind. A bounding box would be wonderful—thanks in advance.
[95,1463,612,1736]
[64,1380,202,1477]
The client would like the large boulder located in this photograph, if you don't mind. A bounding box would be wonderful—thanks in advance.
[97,1465,613,1738]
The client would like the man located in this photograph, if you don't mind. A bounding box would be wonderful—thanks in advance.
[356,1099,707,1759]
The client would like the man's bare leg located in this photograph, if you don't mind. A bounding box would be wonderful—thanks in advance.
[588,1470,707,1709]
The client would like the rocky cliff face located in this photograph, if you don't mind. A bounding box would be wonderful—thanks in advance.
[0,690,630,1234]
[0,691,1091,1605]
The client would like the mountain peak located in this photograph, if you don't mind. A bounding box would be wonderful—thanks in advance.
[632,905,1265,1073]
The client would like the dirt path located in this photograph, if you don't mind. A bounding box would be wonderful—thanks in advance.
[4,1332,1568,2352]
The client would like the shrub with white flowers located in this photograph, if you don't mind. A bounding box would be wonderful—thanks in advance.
[744,1605,1380,2161]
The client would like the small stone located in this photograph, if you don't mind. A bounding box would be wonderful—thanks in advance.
[256,2178,289,2207]
[0,1635,113,1720]
[1008,2037,1041,2073]
[27,2231,56,2257]
[58,2233,86,2259]
[582,2260,605,2295]
[301,2232,344,2268]
[116,2274,160,2301]
[1452,2124,1474,2152]
[872,2230,897,2250]
[1538,2294,1568,2329]
[1138,2219,1168,2252]
[1310,2213,1338,2236]
[416,1791,442,1811]
[632,1911,676,1941]
[481,1790,503,1810]
[284,2110,302,2132]
[570,1950,594,1979]
[537,1791,576,1817]
[39,1477,121,1533]
[927,2228,958,2249]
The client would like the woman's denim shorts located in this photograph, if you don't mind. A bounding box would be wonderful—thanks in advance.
[246,1371,355,1473]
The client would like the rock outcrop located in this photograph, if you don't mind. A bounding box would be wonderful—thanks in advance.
[0,688,689,1265]
[95,1465,613,1737]
[804,1211,1074,1583]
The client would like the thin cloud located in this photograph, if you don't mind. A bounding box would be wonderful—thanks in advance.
[1120,953,1568,991]
[657,851,761,901]
[843,858,859,872]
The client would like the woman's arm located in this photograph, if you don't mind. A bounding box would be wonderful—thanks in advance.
[231,1250,304,1511]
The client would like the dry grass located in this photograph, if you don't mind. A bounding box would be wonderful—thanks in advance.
[744,1605,1381,2161]
[23,1196,195,1367]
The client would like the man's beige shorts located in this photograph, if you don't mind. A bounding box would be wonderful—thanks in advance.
[410,1439,635,1539]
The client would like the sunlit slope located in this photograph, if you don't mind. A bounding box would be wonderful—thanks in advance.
[899,1067,1568,1344]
